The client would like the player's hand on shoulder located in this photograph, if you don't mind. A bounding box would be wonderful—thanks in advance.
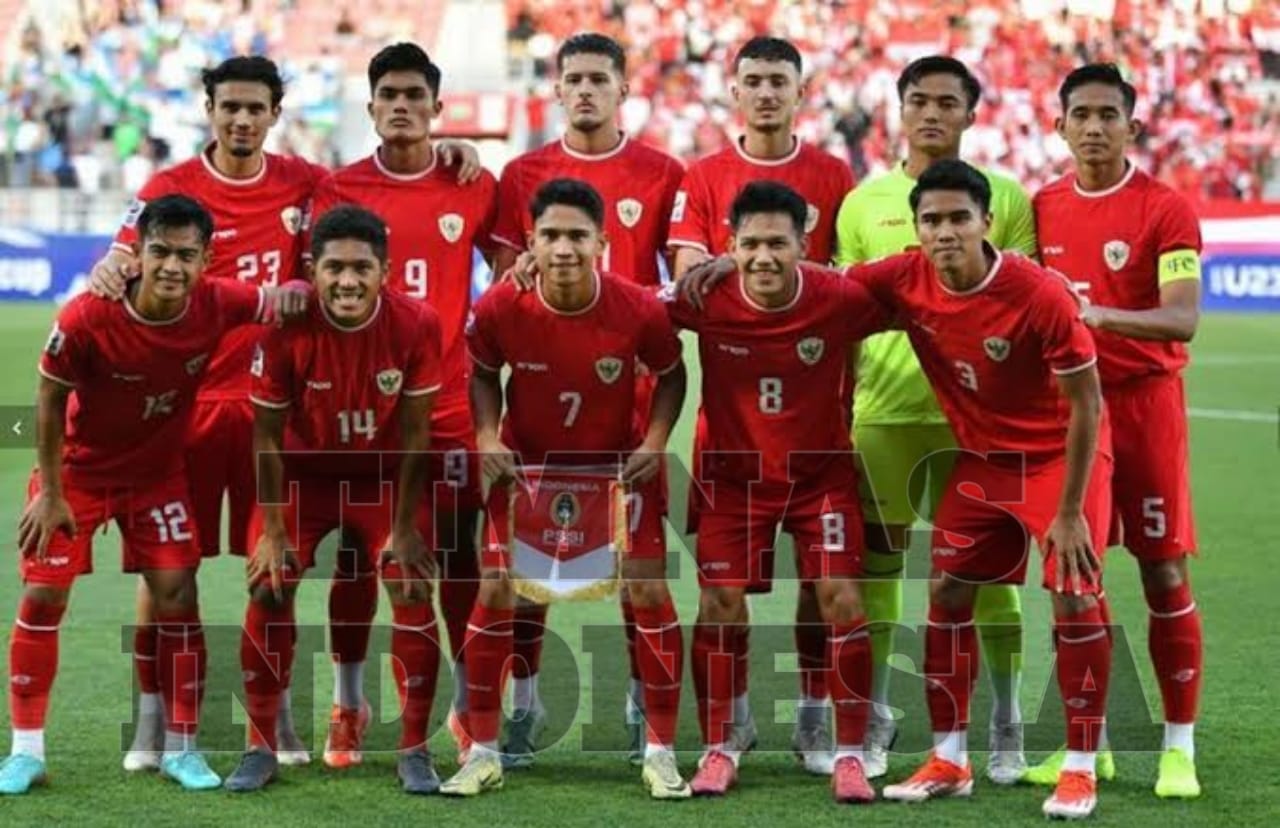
[437,140,483,184]
[268,281,312,324]
[88,248,136,301]
[1047,510,1100,596]
[17,490,76,561]
[477,434,517,485]
[500,251,538,292]
[679,254,734,310]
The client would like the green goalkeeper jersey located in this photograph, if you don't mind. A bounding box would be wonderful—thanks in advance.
[835,161,1038,426]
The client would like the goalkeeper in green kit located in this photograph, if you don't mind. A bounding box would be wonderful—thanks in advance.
[833,56,1037,782]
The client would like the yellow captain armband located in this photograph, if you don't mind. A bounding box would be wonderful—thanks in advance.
[1158,249,1202,286]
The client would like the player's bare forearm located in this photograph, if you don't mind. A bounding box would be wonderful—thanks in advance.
[470,366,504,448]
[394,393,434,533]
[673,246,711,280]
[1056,366,1103,516]
[35,378,70,495]
[492,246,520,283]
[252,406,289,535]
[1083,279,1200,342]
[643,361,687,449]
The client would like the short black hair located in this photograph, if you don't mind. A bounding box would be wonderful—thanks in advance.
[908,159,992,216]
[730,181,808,236]
[368,42,442,98]
[310,205,389,262]
[556,32,626,75]
[202,56,284,108]
[1058,62,1137,117]
[733,36,803,75]
[138,195,214,246]
[897,55,982,111]
[530,178,605,228]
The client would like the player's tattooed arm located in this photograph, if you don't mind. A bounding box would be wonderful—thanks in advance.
[386,391,438,596]
[1080,276,1200,342]
[261,283,311,325]
[17,378,75,561]
[248,405,291,600]
[672,246,712,282]
[623,359,686,484]
[471,365,516,485]
[1047,364,1104,596]
[436,140,483,184]
[87,247,138,301]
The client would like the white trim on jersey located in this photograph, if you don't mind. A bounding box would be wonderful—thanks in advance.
[402,383,442,397]
[938,245,1002,296]
[1052,356,1098,376]
[200,143,268,186]
[319,294,383,333]
[373,146,438,181]
[37,366,75,388]
[249,394,291,409]
[559,134,629,162]
[123,294,192,326]
[536,270,601,316]
[731,135,801,167]
[1072,161,1137,199]
[739,265,805,313]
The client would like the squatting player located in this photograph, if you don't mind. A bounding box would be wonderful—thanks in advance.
[223,206,446,795]
[665,182,889,804]
[1027,63,1205,800]
[833,55,1036,781]
[1,195,303,795]
[441,179,689,800]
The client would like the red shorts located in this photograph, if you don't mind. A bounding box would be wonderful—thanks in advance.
[931,452,1113,594]
[481,472,665,572]
[696,460,864,591]
[247,474,432,585]
[186,398,255,557]
[20,469,201,588]
[428,394,482,514]
[1107,374,1196,561]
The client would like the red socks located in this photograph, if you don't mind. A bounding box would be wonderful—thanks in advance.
[692,623,737,747]
[463,604,514,745]
[621,596,642,686]
[134,624,159,696]
[796,619,829,700]
[391,603,442,751]
[439,548,480,664]
[511,603,548,684]
[241,601,297,751]
[329,566,377,670]
[1055,603,1111,753]
[156,610,207,737]
[8,597,66,730]
[1146,581,1202,725]
[632,600,683,748]
[828,618,871,748]
[924,604,978,734]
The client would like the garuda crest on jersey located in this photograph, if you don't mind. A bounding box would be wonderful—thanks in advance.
[439,213,465,244]
[1103,240,1130,271]
[595,357,624,384]
[376,368,403,395]
[984,336,1011,362]
[797,336,824,366]
[617,199,643,229]
[185,353,210,375]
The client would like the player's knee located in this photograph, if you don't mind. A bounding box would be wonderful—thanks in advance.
[928,574,976,613]
[1051,591,1098,619]
[816,579,864,625]
[1139,557,1188,596]
[698,587,744,624]
[477,569,514,609]
[623,576,669,608]
[23,583,70,609]
[147,570,198,614]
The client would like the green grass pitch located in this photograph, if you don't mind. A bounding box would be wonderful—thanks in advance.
[0,303,1276,825]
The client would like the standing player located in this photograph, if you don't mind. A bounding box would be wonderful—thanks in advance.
[440,179,689,799]
[488,32,685,765]
[665,182,889,803]
[1029,63,1204,800]
[833,55,1037,781]
[310,42,497,770]
[89,55,326,767]
[667,34,855,773]
[0,196,297,794]
[223,206,446,794]
[835,161,1112,821]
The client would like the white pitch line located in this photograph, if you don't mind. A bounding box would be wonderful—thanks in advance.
[1188,407,1278,424]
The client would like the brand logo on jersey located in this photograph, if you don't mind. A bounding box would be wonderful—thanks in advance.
[250,345,264,377]
[122,198,146,229]
[1043,245,1065,256]
[112,372,145,382]
[376,369,403,395]
[44,323,64,356]
[1103,240,1130,271]
[617,198,643,228]
[983,336,1011,362]
[213,229,238,241]
[595,357,624,384]
[671,191,687,223]
[550,491,580,528]
[307,380,332,390]
[185,353,209,375]
[280,206,304,236]
[717,343,749,357]
[796,336,825,366]
[439,213,465,244]
[804,204,820,234]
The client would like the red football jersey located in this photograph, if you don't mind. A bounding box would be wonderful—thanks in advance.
[113,148,326,402]
[854,249,1109,468]
[667,138,854,262]
[1034,165,1203,386]
[312,150,497,398]
[251,290,443,478]
[466,272,683,464]
[663,265,890,485]
[39,280,265,487]
[491,136,684,286]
